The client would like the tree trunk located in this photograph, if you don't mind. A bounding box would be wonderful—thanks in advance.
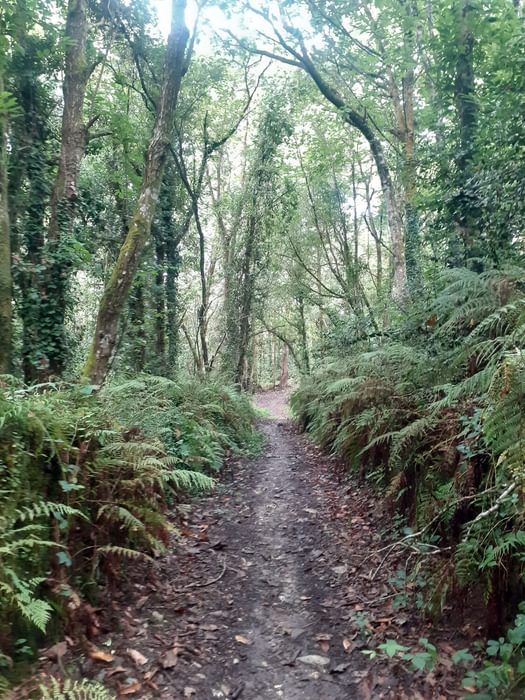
[294,51,409,301]
[166,236,180,373]
[194,201,210,373]
[83,0,190,384]
[271,335,276,389]
[42,0,91,376]
[48,0,89,240]
[128,280,146,371]
[0,76,11,374]
[364,127,407,302]
[279,345,289,389]
[251,334,258,390]
[298,295,310,375]
[154,237,166,367]
[398,69,420,291]
[235,208,257,387]
[453,0,478,263]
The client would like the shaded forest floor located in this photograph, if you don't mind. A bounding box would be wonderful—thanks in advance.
[24,391,477,699]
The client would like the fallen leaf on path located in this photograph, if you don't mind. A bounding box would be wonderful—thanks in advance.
[144,667,160,681]
[88,646,114,663]
[184,688,196,698]
[297,654,330,667]
[127,648,148,666]
[333,565,348,575]
[42,641,67,661]
[319,640,330,654]
[342,638,352,651]
[107,666,127,678]
[160,648,179,668]
[117,681,142,695]
[234,634,252,645]
[316,633,332,641]
[331,662,352,674]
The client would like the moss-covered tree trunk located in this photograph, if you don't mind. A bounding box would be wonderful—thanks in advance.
[166,236,180,373]
[154,236,166,366]
[83,0,190,385]
[0,76,12,374]
[128,279,146,371]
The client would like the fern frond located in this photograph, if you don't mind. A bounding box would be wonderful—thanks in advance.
[38,676,116,700]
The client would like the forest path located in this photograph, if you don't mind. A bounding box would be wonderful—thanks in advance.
[71,390,463,699]
[152,389,363,699]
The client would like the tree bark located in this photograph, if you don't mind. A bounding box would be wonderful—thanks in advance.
[154,236,166,366]
[166,236,180,372]
[48,0,90,240]
[279,344,289,389]
[236,209,257,387]
[42,0,91,376]
[128,280,146,371]
[453,0,478,263]
[0,76,12,374]
[83,0,190,384]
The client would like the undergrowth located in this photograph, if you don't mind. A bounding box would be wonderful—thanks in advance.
[292,266,525,694]
[0,375,256,689]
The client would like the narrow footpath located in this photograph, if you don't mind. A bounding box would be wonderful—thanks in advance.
[33,391,469,699]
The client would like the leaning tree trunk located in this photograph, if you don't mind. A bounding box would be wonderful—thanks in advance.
[83,0,190,385]
[295,52,409,302]
[0,76,12,374]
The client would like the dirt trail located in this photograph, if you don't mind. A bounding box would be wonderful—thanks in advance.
[35,390,467,699]
[152,389,363,699]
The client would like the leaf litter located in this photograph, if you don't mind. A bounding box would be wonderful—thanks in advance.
[30,390,474,699]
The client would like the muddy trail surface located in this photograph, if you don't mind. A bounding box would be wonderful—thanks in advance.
[31,390,470,699]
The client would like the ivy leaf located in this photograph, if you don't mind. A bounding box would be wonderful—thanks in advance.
[58,480,84,493]
[56,551,72,568]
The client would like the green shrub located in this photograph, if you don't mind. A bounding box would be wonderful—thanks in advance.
[0,375,256,687]
[292,267,525,625]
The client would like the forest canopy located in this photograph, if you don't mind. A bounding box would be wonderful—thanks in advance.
[0,0,523,386]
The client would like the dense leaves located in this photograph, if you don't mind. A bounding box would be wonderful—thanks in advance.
[0,375,257,678]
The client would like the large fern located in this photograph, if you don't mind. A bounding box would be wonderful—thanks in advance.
[292,266,525,618]
[0,374,255,664]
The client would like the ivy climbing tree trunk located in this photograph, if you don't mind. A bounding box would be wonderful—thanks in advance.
[0,77,11,374]
[83,0,190,385]
[453,0,479,263]
[40,0,91,377]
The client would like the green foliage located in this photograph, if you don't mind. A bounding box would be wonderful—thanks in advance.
[463,604,525,697]
[0,374,256,679]
[38,676,115,699]
[363,637,438,673]
[292,266,525,625]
